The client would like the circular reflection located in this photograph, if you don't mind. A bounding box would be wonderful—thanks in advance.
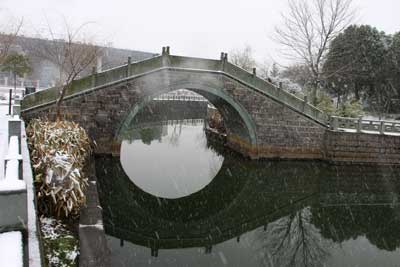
[120,120,224,199]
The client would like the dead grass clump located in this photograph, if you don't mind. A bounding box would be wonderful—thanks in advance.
[26,118,91,218]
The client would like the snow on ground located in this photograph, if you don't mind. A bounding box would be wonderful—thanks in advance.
[40,217,79,266]
[0,231,23,267]
[338,128,400,136]
[79,219,104,230]
[0,177,26,192]
[363,114,400,122]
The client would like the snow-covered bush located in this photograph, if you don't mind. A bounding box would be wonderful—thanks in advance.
[27,119,91,218]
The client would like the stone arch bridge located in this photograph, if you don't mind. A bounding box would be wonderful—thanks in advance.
[21,47,400,164]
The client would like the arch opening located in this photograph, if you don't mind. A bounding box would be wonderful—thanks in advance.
[115,84,257,199]
[117,84,257,147]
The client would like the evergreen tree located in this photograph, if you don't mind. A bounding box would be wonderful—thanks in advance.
[1,53,31,96]
[323,25,385,98]
[323,25,399,115]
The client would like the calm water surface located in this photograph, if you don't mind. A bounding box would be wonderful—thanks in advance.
[95,105,400,267]
[120,120,223,199]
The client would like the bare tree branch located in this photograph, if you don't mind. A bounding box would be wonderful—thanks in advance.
[27,20,103,120]
[229,45,257,72]
[274,0,355,104]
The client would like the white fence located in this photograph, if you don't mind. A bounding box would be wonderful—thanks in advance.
[1,119,25,192]
[153,94,208,102]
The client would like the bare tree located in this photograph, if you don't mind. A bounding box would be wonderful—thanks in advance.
[28,21,102,119]
[257,59,272,80]
[230,45,257,72]
[274,0,355,104]
[256,208,331,267]
[280,64,314,89]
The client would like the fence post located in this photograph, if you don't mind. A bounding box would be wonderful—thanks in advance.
[162,46,171,67]
[8,89,12,115]
[91,67,97,88]
[220,52,227,71]
[379,121,385,134]
[331,116,338,131]
[357,116,362,133]
[127,56,132,77]
[8,118,21,152]
[302,96,308,112]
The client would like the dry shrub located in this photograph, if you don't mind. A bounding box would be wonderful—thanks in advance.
[26,118,91,218]
[207,109,226,133]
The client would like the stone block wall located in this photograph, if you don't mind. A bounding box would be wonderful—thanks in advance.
[21,82,141,154]
[324,130,400,165]
[221,77,327,159]
[0,191,27,230]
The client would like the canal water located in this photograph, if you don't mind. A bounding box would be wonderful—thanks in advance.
[95,102,400,267]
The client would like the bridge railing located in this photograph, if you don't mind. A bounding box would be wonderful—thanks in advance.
[168,54,328,125]
[20,56,164,110]
[223,62,328,125]
[330,116,400,134]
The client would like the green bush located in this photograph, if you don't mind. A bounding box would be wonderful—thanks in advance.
[336,99,364,118]
[313,92,364,118]
[315,92,336,115]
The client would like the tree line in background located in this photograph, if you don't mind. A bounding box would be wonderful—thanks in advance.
[290,24,400,118]
[324,25,400,117]
[230,0,400,119]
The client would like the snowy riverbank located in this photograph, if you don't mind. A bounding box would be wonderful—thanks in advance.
[0,231,23,267]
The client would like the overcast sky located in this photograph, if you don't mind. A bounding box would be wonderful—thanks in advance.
[1,0,400,65]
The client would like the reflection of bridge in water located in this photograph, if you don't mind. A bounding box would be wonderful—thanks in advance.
[121,119,205,134]
[96,154,400,258]
[155,119,205,126]
[96,155,319,254]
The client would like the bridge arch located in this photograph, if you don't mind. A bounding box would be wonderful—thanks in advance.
[116,81,258,148]
[21,53,329,160]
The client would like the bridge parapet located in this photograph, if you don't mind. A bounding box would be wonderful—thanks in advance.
[330,116,400,135]
[222,62,328,125]
[21,48,328,126]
